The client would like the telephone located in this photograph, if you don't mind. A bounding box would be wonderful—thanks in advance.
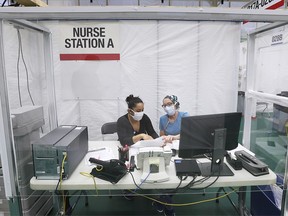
[137,146,172,183]
[89,158,127,184]
[234,150,269,176]
[137,146,172,169]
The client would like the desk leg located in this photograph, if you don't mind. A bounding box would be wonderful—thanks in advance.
[216,187,238,212]
[216,187,250,216]
[238,186,247,216]
[66,190,89,215]
[62,191,72,216]
[54,190,89,216]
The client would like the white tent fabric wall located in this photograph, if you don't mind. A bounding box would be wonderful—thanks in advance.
[198,22,240,115]
[3,20,241,141]
[157,21,198,118]
[47,20,240,140]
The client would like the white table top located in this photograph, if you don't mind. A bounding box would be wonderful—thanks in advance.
[30,141,277,191]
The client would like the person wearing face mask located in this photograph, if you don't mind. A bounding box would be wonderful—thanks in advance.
[159,95,189,143]
[117,94,159,146]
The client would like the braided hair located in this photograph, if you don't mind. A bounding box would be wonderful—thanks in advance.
[163,95,180,109]
[125,94,143,109]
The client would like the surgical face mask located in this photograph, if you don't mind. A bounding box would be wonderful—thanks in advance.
[164,105,176,116]
[131,111,144,121]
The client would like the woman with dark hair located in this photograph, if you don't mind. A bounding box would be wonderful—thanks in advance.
[117,94,159,146]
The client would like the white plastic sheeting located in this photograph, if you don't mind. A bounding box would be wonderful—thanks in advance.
[2,22,51,132]
[46,0,242,7]
[60,0,206,7]
[3,20,240,140]
[255,36,288,95]
[248,25,288,114]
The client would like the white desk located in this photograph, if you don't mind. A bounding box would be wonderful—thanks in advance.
[30,141,276,191]
[30,141,277,216]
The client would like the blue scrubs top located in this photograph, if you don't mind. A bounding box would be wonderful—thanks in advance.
[159,111,189,135]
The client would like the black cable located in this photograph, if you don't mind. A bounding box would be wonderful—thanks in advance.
[191,175,220,190]
[65,190,83,215]
[54,179,61,195]
[163,175,185,194]
[180,175,210,191]
[17,29,35,106]
[54,180,62,215]
[128,171,143,190]
[188,164,221,191]
[1,0,7,7]
[16,29,22,107]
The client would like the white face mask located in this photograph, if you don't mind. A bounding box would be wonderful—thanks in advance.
[164,105,176,116]
[131,111,144,121]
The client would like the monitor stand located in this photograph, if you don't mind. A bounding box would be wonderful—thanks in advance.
[198,162,234,176]
[199,128,234,177]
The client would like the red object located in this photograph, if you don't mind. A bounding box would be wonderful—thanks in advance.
[60,53,120,61]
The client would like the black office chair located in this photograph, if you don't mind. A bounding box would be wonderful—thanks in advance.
[100,122,118,199]
[101,122,118,141]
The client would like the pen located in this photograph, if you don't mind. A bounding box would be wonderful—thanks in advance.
[88,148,106,153]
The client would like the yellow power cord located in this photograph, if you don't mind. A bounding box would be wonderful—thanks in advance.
[80,172,99,195]
[127,188,238,207]
[59,153,67,214]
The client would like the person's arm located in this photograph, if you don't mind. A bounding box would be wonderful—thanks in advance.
[117,116,134,146]
[143,114,159,139]
[163,134,180,143]
[159,115,166,137]
[160,130,165,136]
[183,112,189,117]
[132,133,153,143]
[163,111,188,142]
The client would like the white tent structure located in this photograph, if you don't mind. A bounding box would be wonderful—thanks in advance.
[3,20,239,141]
[1,6,288,215]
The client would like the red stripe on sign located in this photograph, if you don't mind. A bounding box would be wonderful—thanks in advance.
[60,53,120,61]
[266,0,284,9]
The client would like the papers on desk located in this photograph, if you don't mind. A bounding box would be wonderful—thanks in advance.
[130,138,179,156]
[132,137,164,148]
[166,140,179,150]
[85,147,115,166]
[130,137,164,156]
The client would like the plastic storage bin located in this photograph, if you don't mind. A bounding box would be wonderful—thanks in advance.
[251,174,283,216]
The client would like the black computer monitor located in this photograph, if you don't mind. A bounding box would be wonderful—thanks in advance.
[178,112,242,176]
